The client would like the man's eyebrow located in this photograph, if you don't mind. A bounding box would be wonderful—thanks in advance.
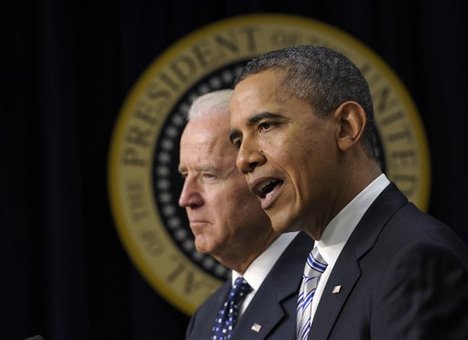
[179,163,221,173]
[247,112,286,125]
[229,112,287,144]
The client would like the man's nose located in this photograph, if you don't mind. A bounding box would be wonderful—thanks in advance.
[236,139,266,174]
[178,179,203,208]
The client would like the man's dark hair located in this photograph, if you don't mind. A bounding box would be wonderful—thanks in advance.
[235,45,378,158]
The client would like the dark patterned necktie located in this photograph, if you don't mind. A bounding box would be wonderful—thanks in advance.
[211,277,252,340]
[297,247,328,340]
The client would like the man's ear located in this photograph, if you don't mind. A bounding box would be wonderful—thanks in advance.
[334,101,367,151]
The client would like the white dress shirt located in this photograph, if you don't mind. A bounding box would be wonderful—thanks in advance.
[232,231,299,316]
[310,174,390,322]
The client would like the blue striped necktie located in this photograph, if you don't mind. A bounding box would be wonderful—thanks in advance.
[297,247,327,340]
[211,277,252,340]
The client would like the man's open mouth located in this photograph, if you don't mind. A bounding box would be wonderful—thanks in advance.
[252,178,284,199]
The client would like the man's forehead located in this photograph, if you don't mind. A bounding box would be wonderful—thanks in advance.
[232,78,291,109]
[181,134,236,157]
[179,154,237,175]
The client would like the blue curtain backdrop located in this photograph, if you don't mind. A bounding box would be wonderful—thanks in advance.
[1,0,467,339]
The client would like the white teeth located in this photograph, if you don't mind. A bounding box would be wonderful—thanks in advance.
[265,190,274,200]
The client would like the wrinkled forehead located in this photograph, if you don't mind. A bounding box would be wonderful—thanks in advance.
[180,118,237,161]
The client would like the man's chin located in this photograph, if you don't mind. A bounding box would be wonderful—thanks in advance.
[194,238,219,256]
[194,239,209,254]
[269,211,298,234]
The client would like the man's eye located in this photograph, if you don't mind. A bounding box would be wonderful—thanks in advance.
[232,138,242,149]
[202,173,216,180]
[258,122,273,132]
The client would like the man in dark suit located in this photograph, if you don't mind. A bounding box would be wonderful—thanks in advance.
[179,89,312,339]
[229,45,468,339]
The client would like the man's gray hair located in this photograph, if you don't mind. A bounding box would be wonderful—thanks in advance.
[187,89,233,121]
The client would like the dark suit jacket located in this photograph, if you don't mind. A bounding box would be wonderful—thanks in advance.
[186,232,313,340]
[310,183,468,339]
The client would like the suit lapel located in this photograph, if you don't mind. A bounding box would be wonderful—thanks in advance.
[194,281,231,339]
[310,183,408,339]
[233,233,313,339]
[234,284,288,339]
[309,248,361,339]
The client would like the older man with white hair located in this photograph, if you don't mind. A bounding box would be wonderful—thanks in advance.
[180,89,312,340]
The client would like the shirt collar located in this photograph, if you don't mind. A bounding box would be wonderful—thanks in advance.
[232,232,299,290]
[317,174,390,267]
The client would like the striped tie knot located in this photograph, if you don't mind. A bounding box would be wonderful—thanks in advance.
[304,251,327,277]
[297,248,327,340]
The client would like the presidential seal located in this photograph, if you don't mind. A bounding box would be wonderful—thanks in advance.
[108,14,430,315]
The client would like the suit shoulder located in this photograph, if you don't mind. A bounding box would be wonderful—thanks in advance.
[193,280,229,314]
[388,203,468,257]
